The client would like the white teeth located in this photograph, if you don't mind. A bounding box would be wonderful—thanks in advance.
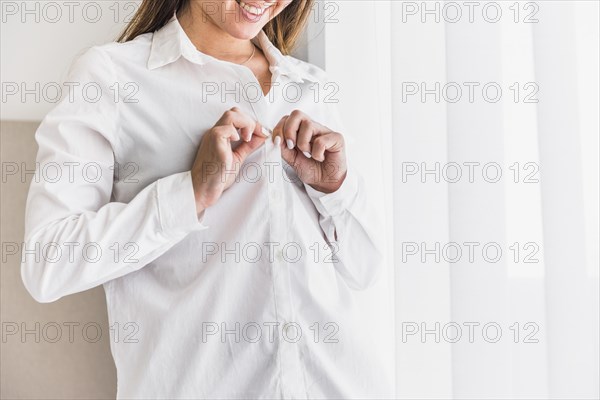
[238,0,273,16]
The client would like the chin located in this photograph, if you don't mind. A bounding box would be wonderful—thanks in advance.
[224,23,263,40]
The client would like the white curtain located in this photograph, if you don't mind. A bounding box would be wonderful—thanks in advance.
[308,1,599,398]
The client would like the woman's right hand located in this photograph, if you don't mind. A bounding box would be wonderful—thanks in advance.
[191,107,268,215]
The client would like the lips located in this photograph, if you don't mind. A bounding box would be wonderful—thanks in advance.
[235,0,276,17]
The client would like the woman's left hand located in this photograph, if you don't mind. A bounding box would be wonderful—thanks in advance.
[273,110,347,194]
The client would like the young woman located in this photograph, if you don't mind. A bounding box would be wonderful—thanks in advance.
[21,0,393,398]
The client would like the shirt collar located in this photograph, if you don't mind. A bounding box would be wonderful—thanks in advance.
[147,13,319,83]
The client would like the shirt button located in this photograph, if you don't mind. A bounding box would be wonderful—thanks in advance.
[269,189,280,203]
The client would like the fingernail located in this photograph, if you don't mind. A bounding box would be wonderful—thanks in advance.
[274,136,281,146]
[303,151,312,159]
[262,127,272,137]
[286,139,294,150]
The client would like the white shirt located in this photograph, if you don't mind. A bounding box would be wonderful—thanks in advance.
[21,14,394,399]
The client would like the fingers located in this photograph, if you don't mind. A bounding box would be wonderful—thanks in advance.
[217,107,268,142]
[215,107,339,164]
[283,110,321,153]
[211,125,241,142]
[233,133,266,163]
[296,118,320,159]
[274,110,332,160]
[309,132,344,162]
[273,115,289,146]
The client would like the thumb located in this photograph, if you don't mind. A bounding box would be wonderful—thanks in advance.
[233,133,266,163]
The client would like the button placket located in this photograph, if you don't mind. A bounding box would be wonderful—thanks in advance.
[265,139,305,398]
[235,66,307,398]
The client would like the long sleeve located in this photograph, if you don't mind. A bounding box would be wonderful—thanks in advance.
[302,101,385,290]
[21,46,208,303]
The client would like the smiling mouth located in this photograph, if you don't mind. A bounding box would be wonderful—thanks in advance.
[234,0,276,18]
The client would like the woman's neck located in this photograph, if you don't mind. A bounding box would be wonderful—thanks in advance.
[177,4,255,64]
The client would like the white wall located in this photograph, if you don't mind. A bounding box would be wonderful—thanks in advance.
[1,1,134,120]
[0,0,317,121]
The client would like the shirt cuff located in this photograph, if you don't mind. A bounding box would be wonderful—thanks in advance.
[156,170,209,236]
[303,165,360,218]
